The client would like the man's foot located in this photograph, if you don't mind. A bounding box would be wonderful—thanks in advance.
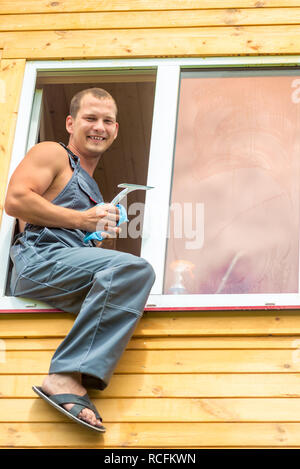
[41,372,103,429]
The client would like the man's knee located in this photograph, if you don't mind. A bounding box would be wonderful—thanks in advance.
[137,257,156,286]
[120,253,155,284]
[94,251,155,285]
[110,252,156,290]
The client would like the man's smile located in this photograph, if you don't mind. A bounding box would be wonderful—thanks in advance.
[88,135,106,141]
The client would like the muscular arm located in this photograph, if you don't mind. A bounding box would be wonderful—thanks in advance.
[5,142,83,229]
[4,142,119,234]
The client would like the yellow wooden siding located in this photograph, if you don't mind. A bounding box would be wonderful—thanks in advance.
[0,59,26,225]
[1,1,300,59]
[2,1,300,13]
[4,8,300,31]
[2,311,300,448]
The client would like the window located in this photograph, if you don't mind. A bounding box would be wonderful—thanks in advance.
[2,58,300,311]
[0,60,156,311]
[163,69,300,308]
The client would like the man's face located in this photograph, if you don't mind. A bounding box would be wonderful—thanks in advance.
[66,93,119,158]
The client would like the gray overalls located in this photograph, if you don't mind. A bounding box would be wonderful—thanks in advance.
[9,143,155,390]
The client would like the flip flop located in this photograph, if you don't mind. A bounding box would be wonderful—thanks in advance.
[32,385,106,433]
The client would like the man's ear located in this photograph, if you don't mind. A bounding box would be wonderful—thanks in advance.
[114,122,119,140]
[66,115,73,135]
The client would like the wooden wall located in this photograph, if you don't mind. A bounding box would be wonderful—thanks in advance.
[2,1,300,58]
[0,59,25,225]
[2,0,300,449]
[2,310,300,448]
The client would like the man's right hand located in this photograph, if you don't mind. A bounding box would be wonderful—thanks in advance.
[81,203,121,238]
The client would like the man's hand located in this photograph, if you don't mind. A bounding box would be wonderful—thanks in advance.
[81,203,121,239]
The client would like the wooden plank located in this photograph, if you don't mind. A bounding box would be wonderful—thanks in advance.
[1,349,300,373]
[125,336,300,350]
[3,25,300,60]
[3,311,300,337]
[0,59,25,226]
[5,336,300,350]
[3,338,62,350]
[2,397,300,423]
[0,313,74,338]
[36,73,156,86]
[2,373,300,398]
[1,1,300,15]
[135,311,300,336]
[1,422,300,448]
[3,8,300,32]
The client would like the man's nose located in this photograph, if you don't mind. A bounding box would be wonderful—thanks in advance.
[93,119,106,132]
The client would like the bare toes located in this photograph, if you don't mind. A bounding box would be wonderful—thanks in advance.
[79,409,98,426]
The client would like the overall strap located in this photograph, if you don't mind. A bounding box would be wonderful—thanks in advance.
[59,142,79,170]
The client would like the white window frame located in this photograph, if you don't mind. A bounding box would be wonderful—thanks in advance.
[1,56,300,312]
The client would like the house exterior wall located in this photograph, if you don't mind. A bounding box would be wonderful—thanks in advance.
[1,0,300,449]
[2,309,300,448]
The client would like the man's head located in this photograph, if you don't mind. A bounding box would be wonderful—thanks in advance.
[69,88,118,119]
[66,88,119,158]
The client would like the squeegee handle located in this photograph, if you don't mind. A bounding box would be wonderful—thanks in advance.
[110,188,130,206]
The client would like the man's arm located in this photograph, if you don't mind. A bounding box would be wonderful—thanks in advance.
[4,142,119,235]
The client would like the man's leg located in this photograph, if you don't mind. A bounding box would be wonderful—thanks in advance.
[47,247,155,388]
[11,244,155,428]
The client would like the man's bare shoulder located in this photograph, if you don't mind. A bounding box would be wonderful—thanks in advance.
[24,141,68,168]
[7,141,70,198]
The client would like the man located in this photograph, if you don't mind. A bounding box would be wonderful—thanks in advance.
[4,88,155,432]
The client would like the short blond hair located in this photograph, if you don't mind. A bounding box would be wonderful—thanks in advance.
[70,88,118,118]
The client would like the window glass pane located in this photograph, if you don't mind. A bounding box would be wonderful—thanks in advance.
[164,71,300,295]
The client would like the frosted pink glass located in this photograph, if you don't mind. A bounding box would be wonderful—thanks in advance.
[164,75,300,294]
